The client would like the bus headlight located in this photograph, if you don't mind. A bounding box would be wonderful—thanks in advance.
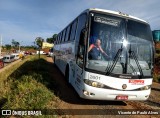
[140,85,151,90]
[84,79,104,88]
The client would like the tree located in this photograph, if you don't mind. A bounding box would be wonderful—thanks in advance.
[52,34,57,43]
[35,37,44,59]
[35,37,44,47]
[11,39,19,48]
[5,44,11,50]
[2,45,5,50]
[46,34,57,44]
[46,37,53,44]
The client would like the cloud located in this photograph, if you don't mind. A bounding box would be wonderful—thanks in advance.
[0,0,160,45]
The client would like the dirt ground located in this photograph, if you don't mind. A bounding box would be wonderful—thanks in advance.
[46,57,160,118]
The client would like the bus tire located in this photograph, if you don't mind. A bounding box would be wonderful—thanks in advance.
[53,56,56,65]
[65,65,70,84]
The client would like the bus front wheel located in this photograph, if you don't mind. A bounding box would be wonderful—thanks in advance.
[65,66,70,84]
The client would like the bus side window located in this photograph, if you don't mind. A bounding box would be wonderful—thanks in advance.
[62,29,66,43]
[69,20,78,41]
[65,25,71,42]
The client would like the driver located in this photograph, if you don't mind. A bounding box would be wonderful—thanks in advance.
[88,39,108,60]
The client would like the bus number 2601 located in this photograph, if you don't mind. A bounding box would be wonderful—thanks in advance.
[89,75,101,80]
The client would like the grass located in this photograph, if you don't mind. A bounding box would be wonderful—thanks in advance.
[154,43,160,83]
[153,74,160,83]
[0,55,58,117]
[3,75,54,109]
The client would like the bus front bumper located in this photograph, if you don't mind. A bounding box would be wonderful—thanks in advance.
[79,84,151,101]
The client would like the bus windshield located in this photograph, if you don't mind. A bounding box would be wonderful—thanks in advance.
[86,13,153,77]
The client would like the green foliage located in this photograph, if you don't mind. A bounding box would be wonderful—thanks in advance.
[5,44,12,50]
[46,34,57,43]
[2,75,54,109]
[154,42,160,82]
[46,37,54,44]
[12,39,19,48]
[155,47,160,65]
[52,34,57,40]
[35,37,44,47]
[0,55,57,113]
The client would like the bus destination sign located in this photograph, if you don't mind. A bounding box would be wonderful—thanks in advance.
[94,16,120,27]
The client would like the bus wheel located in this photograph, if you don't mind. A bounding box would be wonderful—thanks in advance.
[65,66,70,84]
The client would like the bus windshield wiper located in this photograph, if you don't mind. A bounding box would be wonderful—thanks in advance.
[105,47,123,75]
[129,46,143,78]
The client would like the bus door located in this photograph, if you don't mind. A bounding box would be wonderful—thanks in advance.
[75,28,87,91]
[75,39,85,91]
[74,13,87,91]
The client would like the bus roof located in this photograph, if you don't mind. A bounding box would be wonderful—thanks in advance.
[85,8,148,24]
[57,8,149,38]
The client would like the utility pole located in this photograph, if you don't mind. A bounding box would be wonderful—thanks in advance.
[18,41,23,53]
[18,42,20,53]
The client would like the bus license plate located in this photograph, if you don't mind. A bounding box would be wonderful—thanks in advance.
[116,96,128,100]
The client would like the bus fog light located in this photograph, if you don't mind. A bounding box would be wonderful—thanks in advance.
[83,90,89,96]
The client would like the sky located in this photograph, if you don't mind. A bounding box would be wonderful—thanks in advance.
[0,0,160,46]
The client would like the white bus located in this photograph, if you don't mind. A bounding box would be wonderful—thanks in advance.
[53,8,154,101]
